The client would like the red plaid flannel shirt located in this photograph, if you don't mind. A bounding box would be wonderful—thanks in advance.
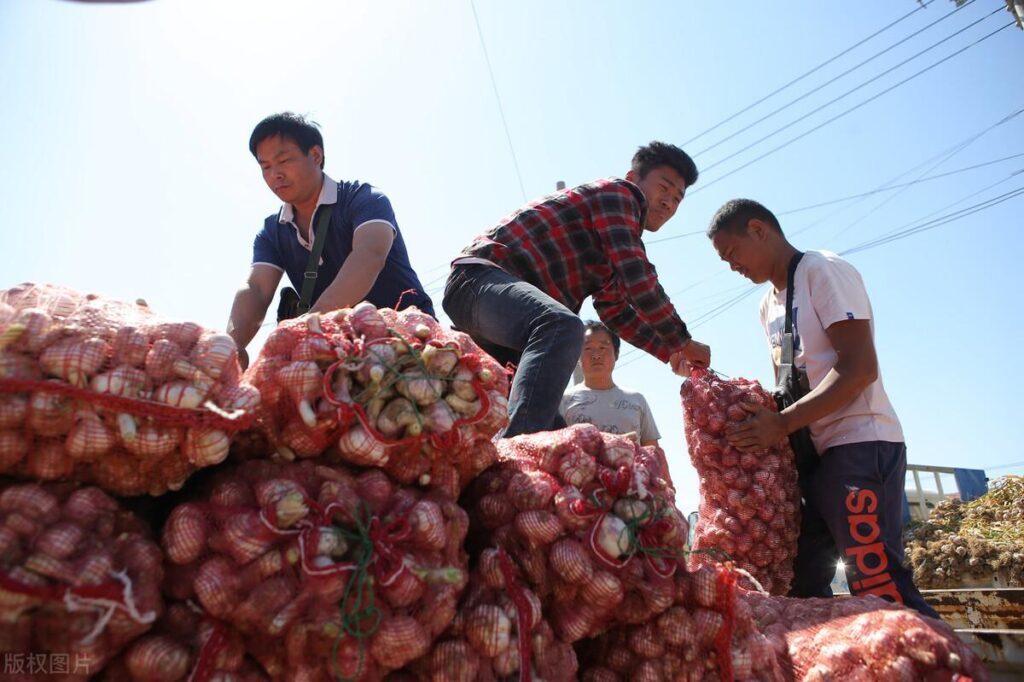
[457,178,691,362]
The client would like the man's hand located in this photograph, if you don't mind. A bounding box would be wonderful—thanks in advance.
[725,402,789,453]
[670,338,711,375]
[237,348,250,371]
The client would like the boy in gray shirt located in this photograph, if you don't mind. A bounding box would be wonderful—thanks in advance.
[560,321,661,447]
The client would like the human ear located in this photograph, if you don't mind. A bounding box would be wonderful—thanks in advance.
[748,219,768,240]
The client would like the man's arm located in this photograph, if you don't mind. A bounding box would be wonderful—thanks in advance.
[309,221,395,313]
[227,264,283,368]
[591,185,709,369]
[725,319,878,452]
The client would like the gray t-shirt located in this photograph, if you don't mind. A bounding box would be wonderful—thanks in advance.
[559,384,661,442]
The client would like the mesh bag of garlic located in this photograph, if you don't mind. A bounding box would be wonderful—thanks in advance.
[0,482,164,681]
[402,546,578,682]
[577,564,785,682]
[104,603,268,682]
[741,591,988,681]
[462,424,689,644]
[681,370,801,595]
[243,303,508,499]
[160,459,469,681]
[905,475,1024,589]
[0,283,260,496]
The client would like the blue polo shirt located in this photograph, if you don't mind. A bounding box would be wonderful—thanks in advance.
[252,176,434,316]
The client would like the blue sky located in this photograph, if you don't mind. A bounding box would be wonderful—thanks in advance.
[2,0,1022,512]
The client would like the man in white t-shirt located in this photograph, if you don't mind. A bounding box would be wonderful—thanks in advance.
[706,198,937,618]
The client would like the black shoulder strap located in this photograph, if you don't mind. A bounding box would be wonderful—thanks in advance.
[781,251,804,366]
[297,205,333,314]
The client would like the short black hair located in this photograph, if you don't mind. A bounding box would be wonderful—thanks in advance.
[707,198,784,238]
[249,112,325,169]
[631,141,698,188]
[583,320,620,358]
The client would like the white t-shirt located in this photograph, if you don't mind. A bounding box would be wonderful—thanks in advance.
[560,384,661,442]
[760,250,903,452]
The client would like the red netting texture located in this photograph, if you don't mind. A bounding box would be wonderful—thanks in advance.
[160,459,469,681]
[461,424,689,645]
[742,591,989,681]
[681,369,800,595]
[0,283,259,496]
[243,303,508,499]
[0,481,164,681]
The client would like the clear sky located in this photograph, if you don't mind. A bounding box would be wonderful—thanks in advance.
[2,0,1022,513]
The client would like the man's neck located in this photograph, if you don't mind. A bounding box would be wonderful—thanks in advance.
[292,175,325,235]
[770,243,802,292]
[584,376,615,390]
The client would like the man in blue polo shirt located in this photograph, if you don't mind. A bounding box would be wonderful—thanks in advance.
[227,112,433,367]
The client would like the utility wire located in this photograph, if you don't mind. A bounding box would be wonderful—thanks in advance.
[699,8,1003,176]
[616,180,1024,367]
[680,1,935,147]
[692,20,1015,193]
[779,153,1024,215]
[841,184,1024,255]
[787,104,1024,239]
[987,460,1024,472]
[837,164,1024,253]
[693,0,975,158]
[470,0,528,203]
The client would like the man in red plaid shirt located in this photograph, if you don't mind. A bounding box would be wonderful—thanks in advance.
[443,141,710,437]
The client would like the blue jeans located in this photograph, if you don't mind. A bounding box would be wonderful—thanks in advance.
[442,264,583,438]
[788,441,939,619]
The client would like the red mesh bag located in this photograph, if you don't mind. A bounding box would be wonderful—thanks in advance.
[0,283,259,496]
[462,424,688,643]
[243,303,508,499]
[104,603,268,682]
[681,370,800,594]
[0,482,164,681]
[403,546,578,682]
[576,564,785,682]
[161,460,469,681]
[742,591,988,681]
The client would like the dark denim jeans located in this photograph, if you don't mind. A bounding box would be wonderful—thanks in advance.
[442,264,583,438]
[788,441,939,619]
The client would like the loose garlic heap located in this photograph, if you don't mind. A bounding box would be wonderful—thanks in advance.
[905,475,1024,588]
[0,283,259,496]
[244,303,508,498]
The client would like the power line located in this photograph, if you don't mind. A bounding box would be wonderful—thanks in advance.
[646,228,705,245]
[778,153,1024,215]
[642,108,1023,247]
[469,0,528,203]
[987,460,1024,472]
[786,104,1024,240]
[841,184,1024,255]
[693,20,1015,193]
[617,178,1024,368]
[679,1,935,147]
[698,7,1004,176]
[693,0,975,159]
[837,166,1023,253]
